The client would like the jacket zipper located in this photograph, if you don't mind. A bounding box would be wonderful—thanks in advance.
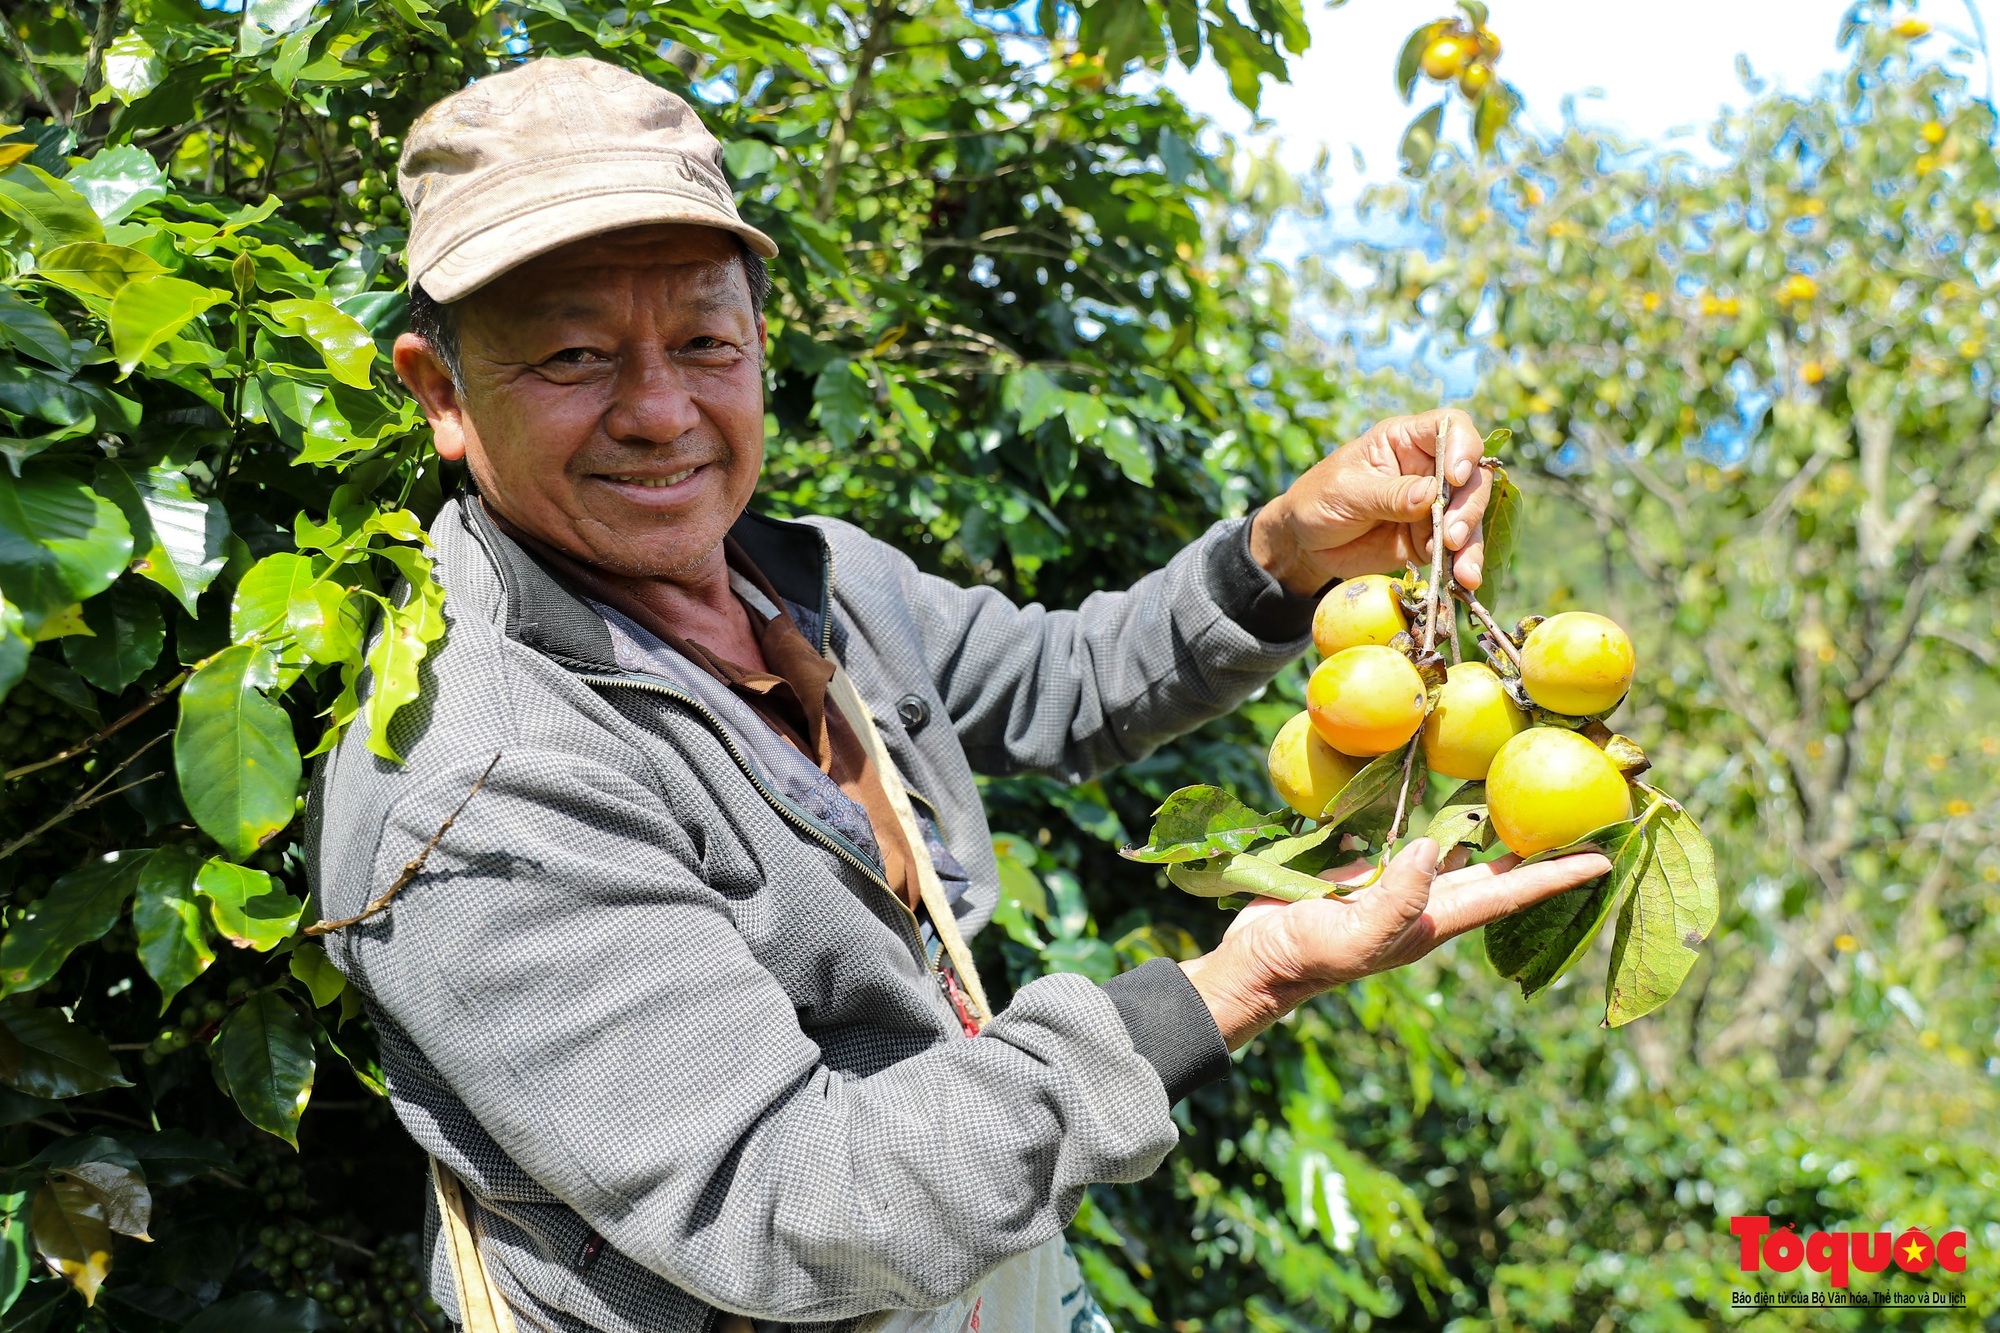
[576,671,933,970]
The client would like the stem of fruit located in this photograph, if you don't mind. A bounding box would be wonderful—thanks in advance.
[1455,586,1524,671]
[1381,448,1459,856]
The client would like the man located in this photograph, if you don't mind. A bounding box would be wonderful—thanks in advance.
[308,56,1608,1333]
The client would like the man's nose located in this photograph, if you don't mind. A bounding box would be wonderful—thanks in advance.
[603,348,703,445]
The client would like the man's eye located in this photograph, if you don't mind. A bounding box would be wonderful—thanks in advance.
[547,348,600,365]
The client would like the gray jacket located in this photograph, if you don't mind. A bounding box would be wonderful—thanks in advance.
[306,496,1314,1332]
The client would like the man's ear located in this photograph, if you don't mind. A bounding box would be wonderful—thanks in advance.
[393,332,470,462]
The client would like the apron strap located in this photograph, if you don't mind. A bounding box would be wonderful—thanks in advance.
[430,1157,518,1333]
[826,664,994,1028]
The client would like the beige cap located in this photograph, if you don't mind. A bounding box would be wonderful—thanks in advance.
[398,56,778,303]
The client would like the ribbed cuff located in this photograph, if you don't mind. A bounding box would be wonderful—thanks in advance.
[1099,958,1232,1103]
[1205,511,1321,644]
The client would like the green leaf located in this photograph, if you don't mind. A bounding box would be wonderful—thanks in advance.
[1485,817,1648,997]
[1480,465,1521,585]
[211,993,315,1146]
[1320,743,1413,831]
[1398,103,1446,178]
[1605,795,1720,1026]
[109,275,229,374]
[1395,19,1458,102]
[195,859,304,952]
[0,594,27,705]
[1095,416,1155,487]
[33,243,167,300]
[1,1189,28,1314]
[287,943,345,1008]
[1004,367,1066,434]
[0,467,136,635]
[0,166,104,252]
[94,462,230,617]
[1122,786,1288,863]
[1424,781,1491,851]
[359,556,446,763]
[257,299,375,389]
[288,579,364,665]
[132,846,213,1012]
[1472,79,1519,156]
[62,582,165,693]
[231,552,319,641]
[0,851,148,999]
[181,1293,344,1333]
[31,1138,150,1241]
[124,1129,233,1187]
[174,644,301,859]
[64,146,169,225]
[0,1009,130,1099]
[30,1179,111,1305]
[0,288,76,369]
[100,32,166,107]
[1166,851,1337,902]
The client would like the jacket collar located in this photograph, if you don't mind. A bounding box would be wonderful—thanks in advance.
[458,495,833,670]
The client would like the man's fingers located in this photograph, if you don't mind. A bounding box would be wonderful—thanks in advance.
[1330,469,1436,526]
[1423,850,1613,943]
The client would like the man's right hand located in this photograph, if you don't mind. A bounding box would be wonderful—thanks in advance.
[1179,839,1612,1050]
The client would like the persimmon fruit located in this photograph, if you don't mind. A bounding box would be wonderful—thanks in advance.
[1421,35,1468,81]
[1486,727,1633,856]
[1307,646,1427,757]
[1268,710,1367,819]
[1520,612,1635,716]
[1422,661,1529,780]
[1312,574,1409,658]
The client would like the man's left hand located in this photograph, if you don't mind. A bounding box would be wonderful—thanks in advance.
[1249,408,1494,596]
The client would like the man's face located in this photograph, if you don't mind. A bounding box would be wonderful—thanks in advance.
[395,224,767,580]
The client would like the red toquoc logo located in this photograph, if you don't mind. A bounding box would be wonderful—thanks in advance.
[1731,1217,1969,1288]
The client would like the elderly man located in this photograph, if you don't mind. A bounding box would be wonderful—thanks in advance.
[308,56,1607,1333]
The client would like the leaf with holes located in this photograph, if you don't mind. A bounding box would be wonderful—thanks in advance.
[211,993,315,1146]
[1425,781,1491,852]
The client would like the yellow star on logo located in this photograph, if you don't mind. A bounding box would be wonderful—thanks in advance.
[1901,1237,1928,1265]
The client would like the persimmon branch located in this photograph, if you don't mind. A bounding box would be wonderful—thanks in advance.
[304,753,501,936]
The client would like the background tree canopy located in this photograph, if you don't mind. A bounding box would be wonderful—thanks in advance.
[0,0,1995,1330]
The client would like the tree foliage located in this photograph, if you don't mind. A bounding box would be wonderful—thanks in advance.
[3,0,1996,1330]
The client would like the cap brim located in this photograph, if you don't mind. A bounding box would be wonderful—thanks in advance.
[415,191,778,304]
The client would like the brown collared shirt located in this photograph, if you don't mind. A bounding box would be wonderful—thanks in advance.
[487,508,925,915]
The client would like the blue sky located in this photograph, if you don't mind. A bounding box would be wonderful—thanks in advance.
[1167,0,1998,200]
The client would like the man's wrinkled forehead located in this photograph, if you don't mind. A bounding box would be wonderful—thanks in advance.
[481,224,749,319]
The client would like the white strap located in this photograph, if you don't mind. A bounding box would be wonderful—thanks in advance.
[430,1158,518,1333]
[826,665,993,1027]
